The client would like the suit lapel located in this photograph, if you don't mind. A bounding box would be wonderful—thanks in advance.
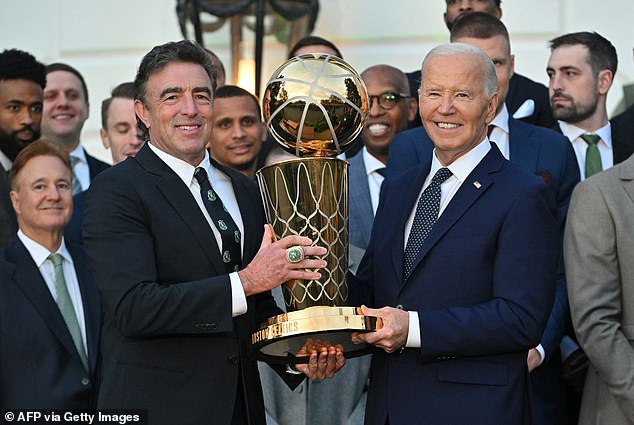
[402,148,504,285]
[390,162,431,281]
[508,118,538,172]
[5,238,82,362]
[135,145,227,275]
[620,159,634,206]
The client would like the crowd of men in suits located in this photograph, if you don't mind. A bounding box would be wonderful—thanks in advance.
[1,0,634,424]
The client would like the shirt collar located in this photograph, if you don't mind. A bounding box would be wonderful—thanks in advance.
[17,229,73,267]
[361,147,386,176]
[490,104,510,134]
[69,144,87,163]
[0,151,11,171]
[431,137,491,185]
[558,121,612,148]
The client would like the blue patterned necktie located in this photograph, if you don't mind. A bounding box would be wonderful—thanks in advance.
[194,167,242,273]
[403,168,453,279]
[70,156,83,195]
[49,253,89,372]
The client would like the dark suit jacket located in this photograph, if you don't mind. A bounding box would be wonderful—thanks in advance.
[85,150,110,181]
[64,150,110,245]
[348,153,374,252]
[83,143,297,425]
[0,236,101,408]
[610,105,634,164]
[386,121,579,424]
[0,167,17,247]
[351,146,559,425]
[406,71,555,129]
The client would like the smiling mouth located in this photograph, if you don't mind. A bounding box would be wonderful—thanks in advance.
[176,125,201,131]
[437,122,459,129]
[52,114,74,120]
[366,123,389,136]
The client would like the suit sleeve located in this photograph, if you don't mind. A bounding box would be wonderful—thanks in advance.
[539,140,580,361]
[83,170,236,338]
[564,180,634,417]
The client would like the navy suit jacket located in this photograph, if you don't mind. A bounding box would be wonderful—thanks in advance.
[386,122,577,424]
[0,167,17,247]
[83,143,298,425]
[610,106,634,164]
[0,236,101,408]
[351,146,559,425]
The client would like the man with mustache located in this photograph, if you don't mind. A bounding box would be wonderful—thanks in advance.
[548,31,634,180]
[0,48,46,246]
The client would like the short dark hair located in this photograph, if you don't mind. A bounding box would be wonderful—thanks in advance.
[215,85,261,118]
[446,0,501,6]
[204,48,226,86]
[450,11,510,44]
[288,35,343,59]
[101,82,135,129]
[549,31,617,76]
[10,138,71,189]
[0,49,46,89]
[46,62,89,103]
[134,40,214,105]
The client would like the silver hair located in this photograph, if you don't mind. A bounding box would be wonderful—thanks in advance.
[420,42,498,96]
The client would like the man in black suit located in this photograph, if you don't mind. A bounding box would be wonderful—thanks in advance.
[42,63,109,195]
[611,104,634,151]
[406,0,555,129]
[548,32,634,180]
[0,49,46,246]
[0,139,101,408]
[83,40,343,425]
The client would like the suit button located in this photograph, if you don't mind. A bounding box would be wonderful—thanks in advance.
[228,354,239,364]
[396,304,403,310]
[81,377,90,386]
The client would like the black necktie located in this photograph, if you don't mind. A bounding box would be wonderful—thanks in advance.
[375,167,386,177]
[403,168,453,278]
[193,167,242,273]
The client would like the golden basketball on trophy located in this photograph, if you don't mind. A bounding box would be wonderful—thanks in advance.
[251,53,381,363]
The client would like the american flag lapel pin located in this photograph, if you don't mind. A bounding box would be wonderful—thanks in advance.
[473,181,482,189]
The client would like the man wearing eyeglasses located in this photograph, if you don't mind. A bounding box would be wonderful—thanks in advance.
[349,64,417,272]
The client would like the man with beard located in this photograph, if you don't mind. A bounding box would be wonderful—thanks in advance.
[548,31,634,181]
[0,49,46,246]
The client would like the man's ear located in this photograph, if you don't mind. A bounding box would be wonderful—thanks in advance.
[597,69,613,96]
[100,128,110,150]
[134,100,150,129]
[9,190,20,219]
[406,97,418,122]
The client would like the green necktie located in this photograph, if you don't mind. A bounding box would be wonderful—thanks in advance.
[49,253,89,372]
[580,134,602,178]
[70,156,83,195]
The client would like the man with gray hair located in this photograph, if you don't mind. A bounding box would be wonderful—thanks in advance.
[350,43,559,425]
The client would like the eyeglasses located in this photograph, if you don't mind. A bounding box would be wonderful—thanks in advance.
[368,92,410,110]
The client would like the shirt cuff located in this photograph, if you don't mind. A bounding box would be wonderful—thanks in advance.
[405,311,421,348]
[230,272,247,317]
[535,344,545,366]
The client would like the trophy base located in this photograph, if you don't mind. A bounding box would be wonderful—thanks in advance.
[250,306,381,364]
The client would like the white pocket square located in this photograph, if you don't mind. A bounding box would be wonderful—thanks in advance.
[513,99,535,119]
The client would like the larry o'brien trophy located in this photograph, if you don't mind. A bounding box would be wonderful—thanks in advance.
[250,53,381,364]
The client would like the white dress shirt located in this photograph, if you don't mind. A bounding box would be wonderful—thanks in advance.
[488,105,511,160]
[0,151,11,172]
[148,143,248,317]
[17,230,88,354]
[404,138,491,348]
[361,147,386,215]
[558,121,613,180]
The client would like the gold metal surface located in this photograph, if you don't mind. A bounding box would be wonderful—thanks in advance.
[252,55,377,362]
[251,306,382,364]
[262,53,369,157]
